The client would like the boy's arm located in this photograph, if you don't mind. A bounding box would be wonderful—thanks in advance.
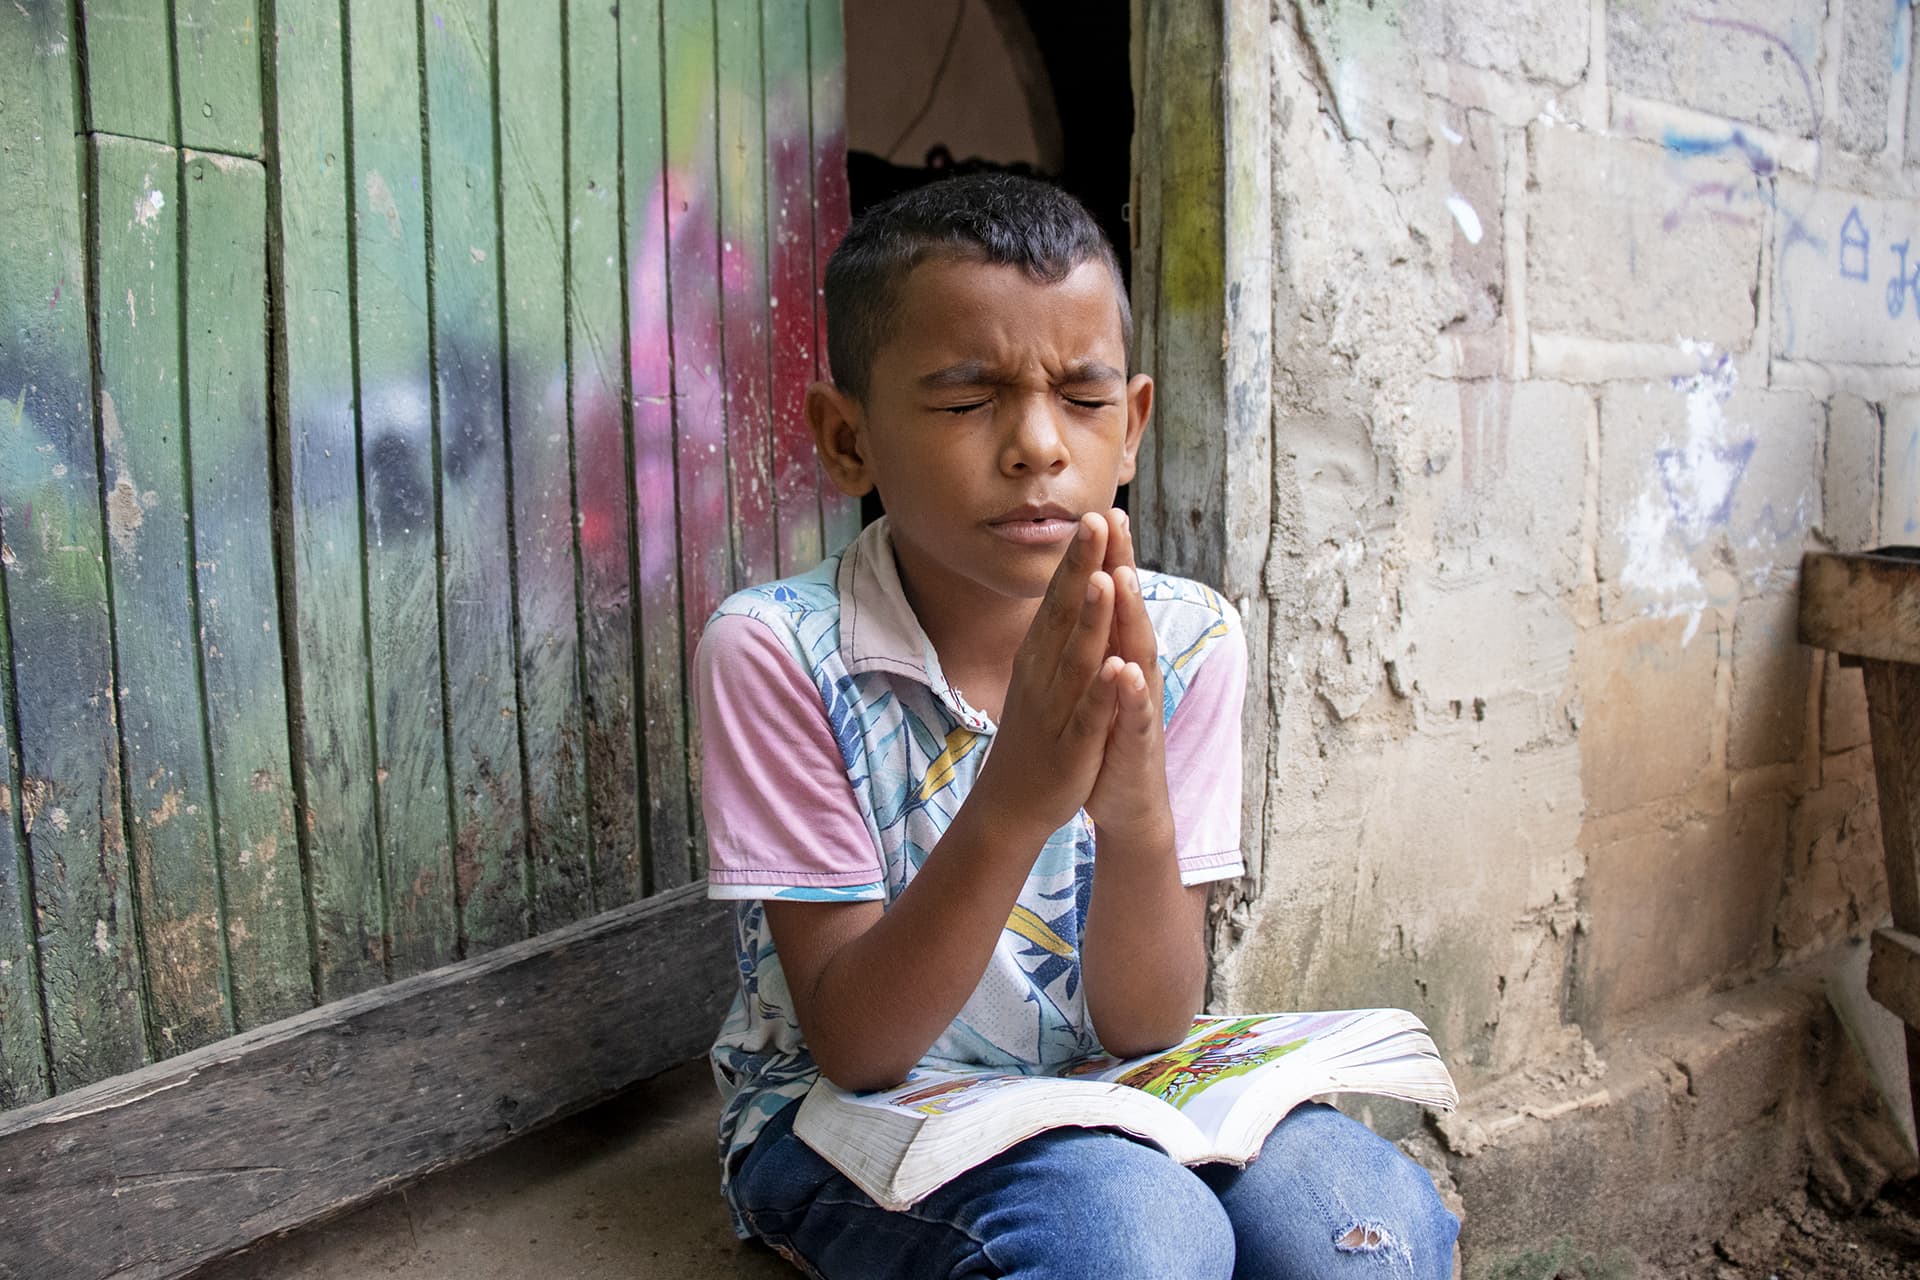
[768,515,1127,1091]
[1078,517,1239,1057]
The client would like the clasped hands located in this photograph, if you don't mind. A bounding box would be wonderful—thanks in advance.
[982,508,1169,838]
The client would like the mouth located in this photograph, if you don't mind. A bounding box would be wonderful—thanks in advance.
[985,503,1080,546]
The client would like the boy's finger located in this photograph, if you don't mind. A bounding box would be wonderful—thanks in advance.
[1066,655,1123,746]
[1054,570,1114,698]
[1110,565,1161,673]
[1029,514,1107,659]
[1103,507,1136,576]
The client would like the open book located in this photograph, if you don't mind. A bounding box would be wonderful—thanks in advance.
[793,1008,1458,1211]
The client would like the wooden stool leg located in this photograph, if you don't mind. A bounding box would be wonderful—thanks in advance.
[1863,661,1920,1136]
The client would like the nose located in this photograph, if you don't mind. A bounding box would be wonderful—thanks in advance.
[998,394,1069,475]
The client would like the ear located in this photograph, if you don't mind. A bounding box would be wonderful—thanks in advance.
[1116,372,1153,486]
[807,380,875,498]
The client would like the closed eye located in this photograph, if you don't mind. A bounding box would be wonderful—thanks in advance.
[1066,397,1112,410]
[939,401,990,415]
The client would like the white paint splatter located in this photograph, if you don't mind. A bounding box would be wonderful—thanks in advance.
[133,183,165,228]
[93,919,109,954]
[1446,196,1483,244]
[1440,123,1464,145]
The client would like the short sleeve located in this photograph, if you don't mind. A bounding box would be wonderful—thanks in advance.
[1164,618,1247,886]
[695,612,885,901]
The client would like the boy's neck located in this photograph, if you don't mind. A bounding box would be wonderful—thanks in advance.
[890,548,1041,724]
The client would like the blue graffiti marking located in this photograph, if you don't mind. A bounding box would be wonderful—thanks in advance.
[1655,439,1755,532]
[1889,241,1920,317]
[1661,126,1777,176]
[1841,207,1871,281]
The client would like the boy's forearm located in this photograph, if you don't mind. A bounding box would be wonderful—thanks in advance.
[779,793,1056,1091]
[1080,815,1208,1058]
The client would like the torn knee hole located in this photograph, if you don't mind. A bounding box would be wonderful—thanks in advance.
[1336,1224,1388,1251]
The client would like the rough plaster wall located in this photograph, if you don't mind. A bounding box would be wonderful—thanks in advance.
[1218,0,1911,1097]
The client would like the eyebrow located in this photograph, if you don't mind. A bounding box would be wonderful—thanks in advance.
[916,359,1125,390]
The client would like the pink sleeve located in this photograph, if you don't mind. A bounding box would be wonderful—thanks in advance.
[1164,625,1247,886]
[695,613,885,901]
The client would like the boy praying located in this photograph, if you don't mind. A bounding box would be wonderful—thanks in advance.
[696,174,1457,1279]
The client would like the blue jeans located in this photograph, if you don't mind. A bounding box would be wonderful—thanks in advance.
[731,1099,1460,1279]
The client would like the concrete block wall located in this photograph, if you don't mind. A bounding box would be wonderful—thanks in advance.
[1221,0,1912,1113]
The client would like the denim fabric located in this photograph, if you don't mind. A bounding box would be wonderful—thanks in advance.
[731,1099,1460,1279]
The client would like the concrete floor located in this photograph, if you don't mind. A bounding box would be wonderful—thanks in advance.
[189,1060,795,1280]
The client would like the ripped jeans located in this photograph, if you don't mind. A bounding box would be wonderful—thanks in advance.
[730,1099,1460,1279]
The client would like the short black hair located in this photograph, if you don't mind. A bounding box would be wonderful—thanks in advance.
[823,174,1130,401]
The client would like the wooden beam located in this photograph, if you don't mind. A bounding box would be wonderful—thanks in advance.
[1800,550,1920,666]
[0,884,734,1280]
[1869,927,1920,1032]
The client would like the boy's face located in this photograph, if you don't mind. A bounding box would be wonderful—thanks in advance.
[809,256,1152,614]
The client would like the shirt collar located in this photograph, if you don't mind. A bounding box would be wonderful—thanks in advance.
[837,517,996,733]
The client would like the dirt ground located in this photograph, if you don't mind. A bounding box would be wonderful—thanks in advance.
[1652,1176,1920,1280]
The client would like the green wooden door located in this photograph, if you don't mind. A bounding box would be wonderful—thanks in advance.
[0,0,854,1108]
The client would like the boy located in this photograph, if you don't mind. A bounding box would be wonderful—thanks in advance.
[697,175,1457,1279]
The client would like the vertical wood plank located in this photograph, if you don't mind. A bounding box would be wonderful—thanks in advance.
[566,0,644,906]
[424,0,528,949]
[270,0,382,998]
[619,0,693,891]
[717,0,774,590]
[806,0,857,550]
[79,0,178,145]
[93,135,233,1055]
[0,2,148,1090]
[183,148,308,1029]
[764,0,822,577]
[497,0,592,927]
[663,0,730,657]
[662,0,727,877]
[174,0,264,157]
[0,552,49,1106]
[346,0,455,974]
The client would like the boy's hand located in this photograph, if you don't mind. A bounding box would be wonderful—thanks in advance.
[1084,509,1169,833]
[976,513,1121,836]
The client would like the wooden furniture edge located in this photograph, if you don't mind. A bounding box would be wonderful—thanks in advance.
[0,883,734,1280]
[1799,550,1920,666]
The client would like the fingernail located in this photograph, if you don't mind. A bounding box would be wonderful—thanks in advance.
[1076,517,1094,543]
[1086,577,1101,603]
[1117,509,1130,528]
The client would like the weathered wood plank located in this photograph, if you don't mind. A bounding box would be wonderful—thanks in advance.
[806,0,858,552]
[567,0,644,907]
[0,885,735,1280]
[1800,550,1920,667]
[664,0,728,876]
[0,1,148,1092]
[78,0,178,145]
[497,0,592,928]
[1862,660,1920,931]
[174,0,263,157]
[182,148,308,1029]
[0,540,50,1108]
[664,0,731,658]
[1868,927,1920,1031]
[270,0,383,998]
[347,0,456,974]
[717,0,775,590]
[619,0,693,891]
[92,134,232,1054]
[424,0,528,950]
[765,0,823,578]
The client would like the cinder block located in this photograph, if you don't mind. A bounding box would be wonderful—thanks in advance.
[1729,591,1812,770]
[1576,793,1787,1020]
[1837,0,1894,155]
[1437,107,1505,376]
[1410,0,1589,86]
[1597,377,1821,615]
[1608,0,1825,138]
[1885,398,1920,544]
[1772,183,1920,366]
[1574,613,1719,816]
[1412,378,1590,593]
[1778,770,1885,957]
[1527,126,1761,350]
[1823,393,1881,553]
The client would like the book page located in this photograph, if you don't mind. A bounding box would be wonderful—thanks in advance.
[1063,1012,1366,1135]
[830,1068,1047,1118]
